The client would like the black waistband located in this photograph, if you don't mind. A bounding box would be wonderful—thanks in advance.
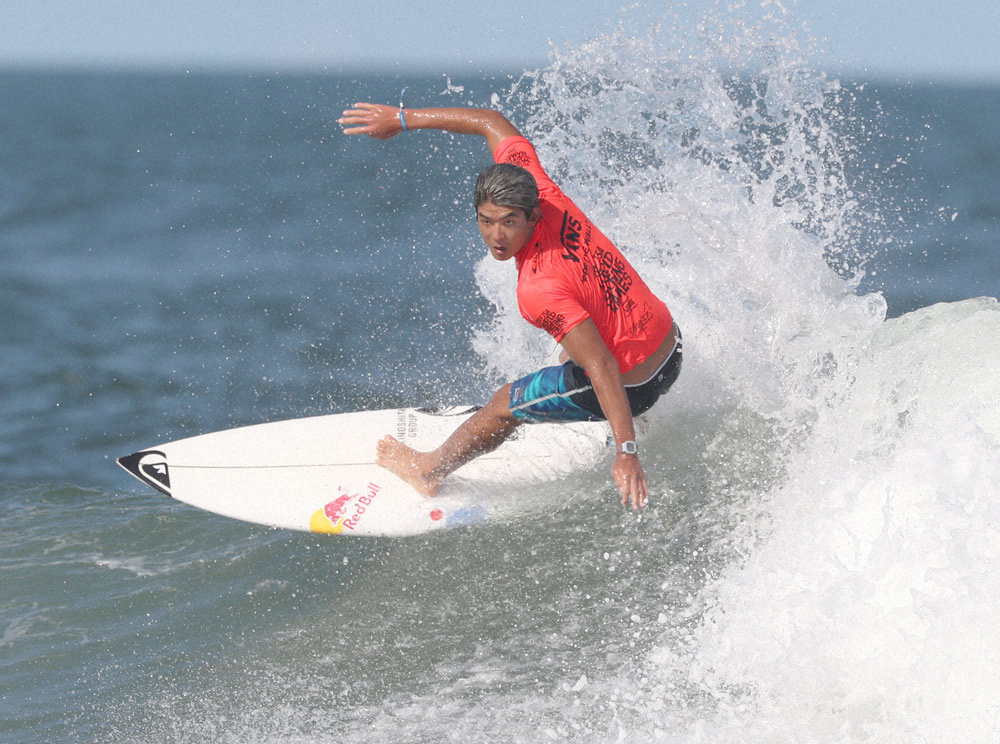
[568,325,683,418]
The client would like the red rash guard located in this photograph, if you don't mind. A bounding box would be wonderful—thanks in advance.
[495,136,672,375]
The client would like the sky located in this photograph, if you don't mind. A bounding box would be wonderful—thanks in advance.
[1,0,998,83]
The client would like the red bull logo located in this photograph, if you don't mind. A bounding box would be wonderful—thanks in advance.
[309,483,382,534]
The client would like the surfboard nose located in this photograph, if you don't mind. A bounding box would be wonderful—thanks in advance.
[117,450,172,496]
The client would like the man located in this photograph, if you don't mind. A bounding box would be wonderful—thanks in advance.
[339,103,681,509]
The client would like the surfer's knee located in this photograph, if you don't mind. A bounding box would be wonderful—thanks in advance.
[488,383,517,423]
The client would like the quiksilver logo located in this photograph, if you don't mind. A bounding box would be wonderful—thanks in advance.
[141,456,169,488]
[118,450,171,496]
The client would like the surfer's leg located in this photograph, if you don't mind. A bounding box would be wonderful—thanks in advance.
[376,384,520,495]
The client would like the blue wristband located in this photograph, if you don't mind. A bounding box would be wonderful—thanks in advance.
[398,87,408,131]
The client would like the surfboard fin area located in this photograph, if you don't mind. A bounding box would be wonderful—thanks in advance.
[116,407,609,537]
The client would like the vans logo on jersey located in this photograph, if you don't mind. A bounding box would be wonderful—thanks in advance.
[560,212,584,263]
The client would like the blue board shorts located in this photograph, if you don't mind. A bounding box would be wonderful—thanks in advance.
[509,326,683,423]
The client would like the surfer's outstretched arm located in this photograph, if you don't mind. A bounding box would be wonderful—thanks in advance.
[339,104,520,155]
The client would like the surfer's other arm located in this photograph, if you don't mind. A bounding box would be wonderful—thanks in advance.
[559,320,648,510]
[339,104,519,155]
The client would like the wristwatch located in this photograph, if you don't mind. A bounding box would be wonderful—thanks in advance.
[617,440,638,455]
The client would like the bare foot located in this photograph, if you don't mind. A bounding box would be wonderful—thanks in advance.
[375,435,441,496]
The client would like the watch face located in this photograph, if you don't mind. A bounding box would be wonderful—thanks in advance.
[620,441,638,455]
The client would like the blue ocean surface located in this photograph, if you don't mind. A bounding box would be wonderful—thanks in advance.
[2,7,999,743]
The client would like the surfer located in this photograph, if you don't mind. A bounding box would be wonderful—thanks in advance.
[339,103,681,509]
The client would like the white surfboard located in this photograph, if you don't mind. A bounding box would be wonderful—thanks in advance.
[117,406,610,537]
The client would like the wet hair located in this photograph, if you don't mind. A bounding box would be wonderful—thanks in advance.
[473,163,539,218]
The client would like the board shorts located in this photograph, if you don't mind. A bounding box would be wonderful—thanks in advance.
[508,326,683,423]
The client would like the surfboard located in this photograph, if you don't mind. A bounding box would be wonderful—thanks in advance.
[117,406,610,537]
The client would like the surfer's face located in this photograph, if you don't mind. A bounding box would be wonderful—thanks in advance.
[476,201,539,261]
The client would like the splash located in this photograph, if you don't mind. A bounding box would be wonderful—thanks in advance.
[634,298,1000,742]
[473,1,885,434]
[468,3,1000,742]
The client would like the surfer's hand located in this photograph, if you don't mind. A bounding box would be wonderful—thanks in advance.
[613,453,648,510]
[339,103,403,139]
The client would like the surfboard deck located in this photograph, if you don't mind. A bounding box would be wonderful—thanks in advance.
[117,406,610,537]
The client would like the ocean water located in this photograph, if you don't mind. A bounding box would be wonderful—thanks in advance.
[3,6,1000,743]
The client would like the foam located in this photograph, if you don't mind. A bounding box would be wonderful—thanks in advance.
[642,298,1000,741]
[466,5,1000,741]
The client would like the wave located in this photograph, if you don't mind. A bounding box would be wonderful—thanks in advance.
[632,297,1000,741]
[465,4,1000,742]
